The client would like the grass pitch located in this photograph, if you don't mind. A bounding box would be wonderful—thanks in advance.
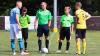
[0,30,100,56]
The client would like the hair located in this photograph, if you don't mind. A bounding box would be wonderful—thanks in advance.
[40,2,48,9]
[16,0,22,4]
[64,6,71,10]
[75,2,82,7]
[41,2,47,5]
[16,0,22,6]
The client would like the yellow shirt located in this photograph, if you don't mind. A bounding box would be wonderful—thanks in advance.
[75,9,91,29]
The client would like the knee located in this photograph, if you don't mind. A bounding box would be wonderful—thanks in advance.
[76,38,80,42]
[18,38,23,42]
[59,40,63,43]
[45,37,49,40]
[67,40,70,42]
[82,39,86,42]
[24,38,28,42]
[38,37,42,40]
[11,39,15,42]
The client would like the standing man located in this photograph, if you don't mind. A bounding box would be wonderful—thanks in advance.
[19,7,30,52]
[34,2,52,52]
[75,2,91,55]
[56,6,74,53]
[9,1,28,55]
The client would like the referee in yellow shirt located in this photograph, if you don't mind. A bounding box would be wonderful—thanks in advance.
[75,2,91,55]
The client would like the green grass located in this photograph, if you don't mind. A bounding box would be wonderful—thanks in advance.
[0,30,100,56]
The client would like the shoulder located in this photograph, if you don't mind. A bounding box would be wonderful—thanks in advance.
[46,10,51,13]
[75,9,80,15]
[37,9,42,12]
[61,15,66,17]
[69,15,73,17]
[61,15,66,19]
[68,15,74,20]
[26,15,30,17]
[13,7,20,11]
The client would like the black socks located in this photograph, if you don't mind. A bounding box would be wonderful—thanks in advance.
[38,39,42,51]
[45,40,49,49]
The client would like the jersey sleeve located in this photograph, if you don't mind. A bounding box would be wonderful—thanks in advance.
[60,15,64,23]
[71,16,74,24]
[19,15,21,23]
[48,11,52,20]
[27,15,30,24]
[60,16,62,23]
[15,9,20,15]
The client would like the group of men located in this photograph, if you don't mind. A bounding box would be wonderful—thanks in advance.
[9,0,91,55]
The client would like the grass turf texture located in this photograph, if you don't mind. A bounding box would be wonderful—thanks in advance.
[0,30,100,56]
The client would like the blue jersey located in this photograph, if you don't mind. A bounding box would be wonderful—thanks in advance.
[10,7,20,24]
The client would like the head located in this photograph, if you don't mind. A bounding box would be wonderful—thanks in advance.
[75,2,82,10]
[64,6,71,15]
[16,1,22,9]
[41,2,47,10]
[21,7,27,15]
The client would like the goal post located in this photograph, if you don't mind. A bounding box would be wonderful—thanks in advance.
[53,0,58,32]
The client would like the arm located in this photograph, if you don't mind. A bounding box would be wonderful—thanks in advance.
[70,16,74,34]
[48,20,51,27]
[34,18,38,25]
[27,15,30,24]
[84,12,91,20]
[48,11,52,27]
[34,10,39,29]
[16,14,21,30]
[75,12,80,24]
[70,24,74,34]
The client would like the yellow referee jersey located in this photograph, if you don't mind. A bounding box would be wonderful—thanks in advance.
[75,9,91,29]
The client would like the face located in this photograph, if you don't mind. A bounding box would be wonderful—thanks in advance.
[22,9,27,14]
[64,7,71,14]
[75,4,79,10]
[41,2,47,10]
[17,2,22,9]
[75,2,81,10]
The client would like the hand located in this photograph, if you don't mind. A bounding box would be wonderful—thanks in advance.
[77,21,80,24]
[34,24,38,29]
[48,24,51,28]
[18,25,21,31]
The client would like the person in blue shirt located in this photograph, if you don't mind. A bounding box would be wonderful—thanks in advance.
[9,1,28,55]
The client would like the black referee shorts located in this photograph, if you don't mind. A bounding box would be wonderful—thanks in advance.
[59,27,70,41]
[37,24,49,37]
[21,28,28,40]
[75,29,86,39]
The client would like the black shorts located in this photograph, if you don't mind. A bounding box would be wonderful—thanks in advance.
[37,24,49,37]
[21,28,28,40]
[59,27,70,40]
[75,29,86,39]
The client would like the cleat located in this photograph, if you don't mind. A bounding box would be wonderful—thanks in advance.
[24,49,28,52]
[56,50,61,53]
[20,52,29,55]
[65,50,69,54]
[12,52,16,56]
[39,50,42,53]
[76,52,81,55]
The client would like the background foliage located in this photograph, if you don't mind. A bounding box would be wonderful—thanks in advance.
[0,0,100,16]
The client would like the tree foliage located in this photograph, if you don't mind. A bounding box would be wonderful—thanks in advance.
[0,0,100,16]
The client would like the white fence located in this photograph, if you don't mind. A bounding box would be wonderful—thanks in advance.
[5,16,36,30]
